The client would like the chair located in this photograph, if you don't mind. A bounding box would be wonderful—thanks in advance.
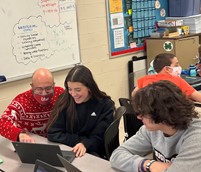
[104,106,126,160]
[119,98,143,141]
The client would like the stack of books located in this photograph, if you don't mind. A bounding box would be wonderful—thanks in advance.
[167,14,201,34]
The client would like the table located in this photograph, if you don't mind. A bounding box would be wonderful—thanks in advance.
[0,135,121,172]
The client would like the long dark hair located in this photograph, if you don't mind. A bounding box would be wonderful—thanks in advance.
[132,80,198,130]
[46,65,113,130]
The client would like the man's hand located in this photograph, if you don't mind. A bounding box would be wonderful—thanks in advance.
[72,143,86,157]
[18,133,35,143]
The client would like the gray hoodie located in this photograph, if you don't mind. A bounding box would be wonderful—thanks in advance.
[110,118,201,172]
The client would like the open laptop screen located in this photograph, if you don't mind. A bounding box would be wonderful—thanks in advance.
[12,142,75,167]
[34,159,64,172]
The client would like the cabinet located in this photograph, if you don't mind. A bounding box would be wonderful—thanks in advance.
[146,35,199,69]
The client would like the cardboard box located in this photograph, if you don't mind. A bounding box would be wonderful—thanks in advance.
[146,35,199,69]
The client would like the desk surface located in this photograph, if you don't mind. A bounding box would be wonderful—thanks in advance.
[0,135,121,172]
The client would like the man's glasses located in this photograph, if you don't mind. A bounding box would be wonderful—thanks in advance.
[31,83,55,95]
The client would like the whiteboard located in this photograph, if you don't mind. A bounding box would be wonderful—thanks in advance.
[0,0,80,82]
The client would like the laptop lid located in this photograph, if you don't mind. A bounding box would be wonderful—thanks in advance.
[34,159,64,172]
[57,154,82,172]
[181,75,201,85]
[12,142,75,167]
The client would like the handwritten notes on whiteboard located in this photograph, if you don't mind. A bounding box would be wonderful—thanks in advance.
[0,0,80,81]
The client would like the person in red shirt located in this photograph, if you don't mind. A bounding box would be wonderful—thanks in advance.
[0,68,64,143]
[132,53,201,102]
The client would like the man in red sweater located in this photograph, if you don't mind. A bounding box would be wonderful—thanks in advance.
[0,68,64,142]
[132,53,201,102]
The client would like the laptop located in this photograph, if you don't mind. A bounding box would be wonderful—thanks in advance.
[181,75,201,85]
[57,154,82,172]
[34,159,64,172]
[12,142,76,167]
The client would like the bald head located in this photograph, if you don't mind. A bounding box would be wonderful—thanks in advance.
[31,68,54,87]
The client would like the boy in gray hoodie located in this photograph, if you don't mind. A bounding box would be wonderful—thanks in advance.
[110,80,201,172]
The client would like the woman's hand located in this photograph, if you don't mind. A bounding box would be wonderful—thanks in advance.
[72,143,86,157]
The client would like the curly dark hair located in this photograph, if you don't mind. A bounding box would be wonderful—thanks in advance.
[132,80,198,130]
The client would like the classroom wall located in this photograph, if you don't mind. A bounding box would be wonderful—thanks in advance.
[0,0,145,114]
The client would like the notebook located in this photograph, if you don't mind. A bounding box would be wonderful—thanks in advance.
[57,154,82,172]
[34,159,64,172]
[12,142,76,167]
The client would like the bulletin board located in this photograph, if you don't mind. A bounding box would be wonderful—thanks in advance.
[0,0,80,82]
[106,0,168,57]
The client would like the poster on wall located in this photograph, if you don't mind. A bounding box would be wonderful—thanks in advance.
[106,0,168,57]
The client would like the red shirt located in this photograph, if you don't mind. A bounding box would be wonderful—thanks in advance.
[0,86,64,141]
[137,73,195,96]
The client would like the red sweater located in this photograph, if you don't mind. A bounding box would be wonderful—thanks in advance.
[0,86,64,141]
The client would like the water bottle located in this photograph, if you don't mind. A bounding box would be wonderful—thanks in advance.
[189,65,197,77]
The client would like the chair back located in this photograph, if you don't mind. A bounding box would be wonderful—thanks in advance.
[104,106,126,160]
[119,98,143,140]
